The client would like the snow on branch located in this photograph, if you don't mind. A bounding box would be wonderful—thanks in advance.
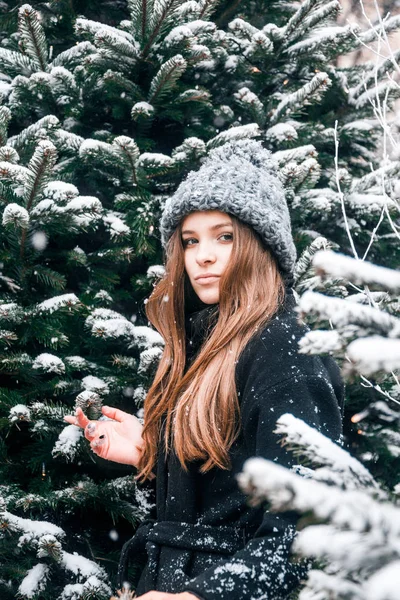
[8,115,60,150]
[18,563,50,599]
[298,329,344,355]
[206,123,260,149]
[85,308,163,350]
[313,250,400,294]
[274,414,381,493]
[36,293,81,314]
[346,336,400,376]
[270,73,332,125]
[297,291,400,336]
[1,510,65,546]
[237,458,400,535]
[294,524,395,576]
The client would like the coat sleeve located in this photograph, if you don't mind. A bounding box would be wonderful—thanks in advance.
[182,374,343,600]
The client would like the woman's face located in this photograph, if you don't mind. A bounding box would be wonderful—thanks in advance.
[181,210,233,304]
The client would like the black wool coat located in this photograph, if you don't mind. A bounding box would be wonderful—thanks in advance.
[118,289,344,600]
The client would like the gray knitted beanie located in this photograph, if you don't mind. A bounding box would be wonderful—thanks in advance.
[160,139,296,285]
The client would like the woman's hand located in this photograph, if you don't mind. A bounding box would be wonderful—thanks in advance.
[135,592,199,600]
[64,406,144,467]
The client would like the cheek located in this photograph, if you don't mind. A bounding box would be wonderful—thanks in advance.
[221,244,233,267]
[184,253,193,278]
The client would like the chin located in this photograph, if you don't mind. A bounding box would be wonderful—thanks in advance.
[195,289,219,304]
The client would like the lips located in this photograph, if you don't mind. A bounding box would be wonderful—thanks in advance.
[195,274,220,284]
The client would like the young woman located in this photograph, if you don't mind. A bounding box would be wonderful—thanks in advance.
[65,140,344,600]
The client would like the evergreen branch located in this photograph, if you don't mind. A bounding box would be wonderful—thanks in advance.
[30,265,67,291]
[294,526,396,578]
[353,78,400,110]
[298,291,400,338]
[142,0,182,58]
[359,14,400,45]
[94,29,139,61]
[50,41,96,69]
[312,251,400,295]
[233,87,265,127]
[274,413,381,493]
[79,139,121,169]
[286,24,359,59]
[75,18,135,43]
[102,69,143,102]
[0,106,12,148]
[346,336,400,377]
[0,146,20,165]
[198,0,222,20]
[352,161,400,193]
[18,4,48,72]
[25,140,58,210]
[293,237,331,285]
[8,116,60,151]
[0,162,32,185]
[206,123,260,149]
[298,328,344,355]
[238,457,398,535]
[282,0,342,48]
[112,136,140,185]
[53,129,84,153]
[147,55,187,104]
[0,48,36,78]
[272,144,317,166]
[350,48,400,100]
[270,72,332,125]
[128,0,155,43]
[280,0,322,40]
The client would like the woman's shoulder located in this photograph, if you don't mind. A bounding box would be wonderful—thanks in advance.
[236,295,343,406]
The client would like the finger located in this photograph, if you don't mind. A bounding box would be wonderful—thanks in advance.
[101,405,128,423]
[75,407,90,429]
[84,422,97,441]
[64,415,78,425]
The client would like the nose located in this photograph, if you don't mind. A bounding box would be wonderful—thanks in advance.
[195,240,216,265]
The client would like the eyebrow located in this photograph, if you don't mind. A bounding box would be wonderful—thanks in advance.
[181,222,233,235]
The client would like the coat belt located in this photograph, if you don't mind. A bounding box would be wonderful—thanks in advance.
[117,518,258,590]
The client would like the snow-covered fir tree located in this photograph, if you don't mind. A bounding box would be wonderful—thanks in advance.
[0,0,399,598]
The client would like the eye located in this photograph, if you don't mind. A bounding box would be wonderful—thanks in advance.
[182,237,197,247]
[219,233,233,242]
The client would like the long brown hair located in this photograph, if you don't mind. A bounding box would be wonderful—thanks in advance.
[136,214,285,481]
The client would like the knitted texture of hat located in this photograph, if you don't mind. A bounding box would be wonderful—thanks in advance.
[160,139,296,282]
